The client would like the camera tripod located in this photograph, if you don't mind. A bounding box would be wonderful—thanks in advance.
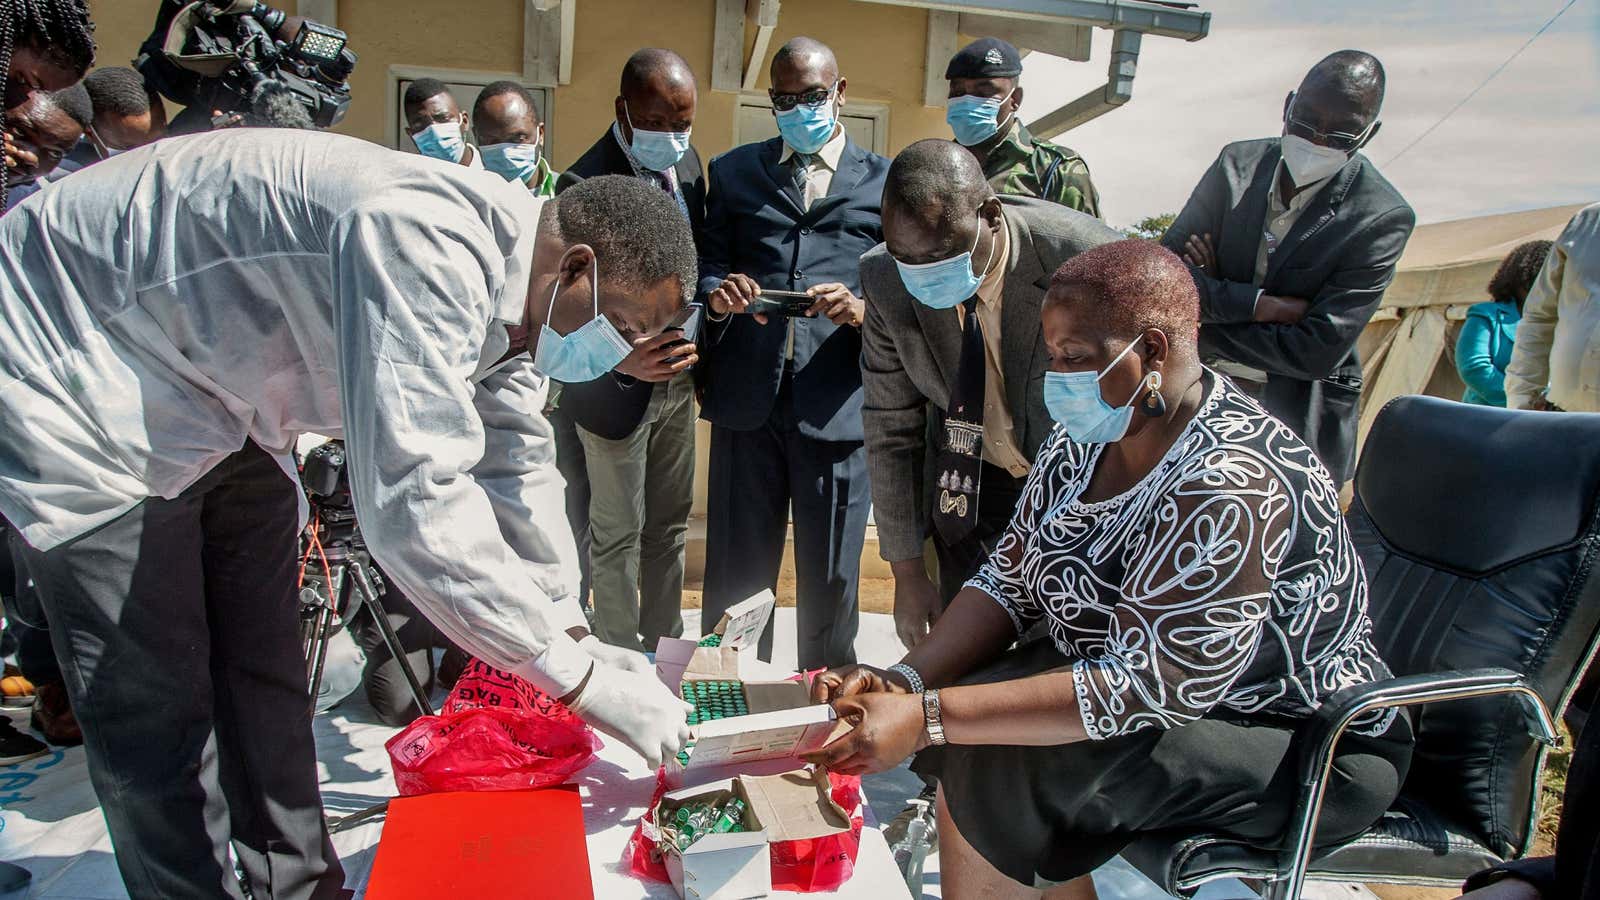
[299,517,434,719]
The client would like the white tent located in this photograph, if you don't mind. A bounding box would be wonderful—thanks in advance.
[1354,203,1589,457]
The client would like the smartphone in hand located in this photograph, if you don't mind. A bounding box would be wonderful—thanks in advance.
[745,289,815,318]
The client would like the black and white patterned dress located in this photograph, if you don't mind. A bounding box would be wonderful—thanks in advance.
[917,371,1411,886]
[969,370,1395,738]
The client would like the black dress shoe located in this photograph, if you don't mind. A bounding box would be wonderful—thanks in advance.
[0,718,46,766]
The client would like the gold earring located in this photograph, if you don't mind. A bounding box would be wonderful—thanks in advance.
[1140,371,1167,418]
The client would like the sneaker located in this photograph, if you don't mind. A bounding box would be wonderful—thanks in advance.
[0,719,47,766]
[30,681,82,747]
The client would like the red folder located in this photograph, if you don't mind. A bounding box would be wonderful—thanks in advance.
[365,786,593,899]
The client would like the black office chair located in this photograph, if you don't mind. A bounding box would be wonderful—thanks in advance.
[1123,396,1600,898]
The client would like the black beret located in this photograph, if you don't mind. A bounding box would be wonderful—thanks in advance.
[945,37,1023,80]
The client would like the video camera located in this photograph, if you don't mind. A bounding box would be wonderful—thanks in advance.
[301,439,359,546]
[137,0,357,133]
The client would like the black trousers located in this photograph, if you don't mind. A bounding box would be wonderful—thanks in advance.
[702,375,869,669]
[1,520,58,685]
[345,578,441,728]
[549,404,593,609]
[18,443,344,899]
[915,640,1413,886]
[931,463,1028,607]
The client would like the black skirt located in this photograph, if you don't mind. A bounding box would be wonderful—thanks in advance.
[912,640,1414,886]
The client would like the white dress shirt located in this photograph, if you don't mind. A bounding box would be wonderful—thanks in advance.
[0,129,594,697]
[1504,202,1600,412]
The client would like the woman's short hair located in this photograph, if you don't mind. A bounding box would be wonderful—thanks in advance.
[1047,239,1200,346]
[1487,239,1553,309]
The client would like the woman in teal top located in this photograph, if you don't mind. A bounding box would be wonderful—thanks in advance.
[1456,240,1553,406]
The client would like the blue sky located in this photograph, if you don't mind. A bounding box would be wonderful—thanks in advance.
[1017,0,1600,227]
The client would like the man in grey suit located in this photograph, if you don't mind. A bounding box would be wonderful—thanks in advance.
[1162,50,1415,485]
[859,140,1119,650]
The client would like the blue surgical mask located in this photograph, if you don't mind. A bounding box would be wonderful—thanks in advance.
[411,120,466,163]
[1043,338,1153,444]
[945,90,1014,147]
[775,95,838,156]
[481,142,544,184]
[894,212,995,309]
[625,105,692,172]
[533,255,634,383]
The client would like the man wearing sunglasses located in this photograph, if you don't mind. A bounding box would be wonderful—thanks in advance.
[697,36,891,669]
[1161,50,1415,486]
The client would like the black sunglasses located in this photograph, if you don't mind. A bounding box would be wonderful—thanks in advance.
[1283,95,1376,153]
[769,81,838,112]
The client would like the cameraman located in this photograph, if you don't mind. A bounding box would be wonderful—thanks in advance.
[0,130,695,899]
[138,0,353,135]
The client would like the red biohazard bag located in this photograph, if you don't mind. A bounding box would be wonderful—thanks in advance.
[622,769,865,893]
[443,658,585,724]
[385,660,598,796]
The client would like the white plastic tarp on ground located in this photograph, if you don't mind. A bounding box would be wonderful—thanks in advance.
[2,610,1317,900]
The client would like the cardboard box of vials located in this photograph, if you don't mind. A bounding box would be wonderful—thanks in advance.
[652,769,853,900]
[655,591,841,785]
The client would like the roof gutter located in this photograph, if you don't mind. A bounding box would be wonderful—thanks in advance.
[1028,27,1141,139]
[860,0,1209,134]
[854,0,1210,42]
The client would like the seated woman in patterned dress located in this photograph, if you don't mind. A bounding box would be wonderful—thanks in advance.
[808,239,1412,900]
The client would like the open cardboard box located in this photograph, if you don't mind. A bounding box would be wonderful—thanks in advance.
[655,591,776,688]
[667,676,844,785]
[657,769,852,900]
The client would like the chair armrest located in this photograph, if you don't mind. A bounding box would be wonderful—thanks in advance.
[1299,667,1560,783]
[1265,668,1559,900]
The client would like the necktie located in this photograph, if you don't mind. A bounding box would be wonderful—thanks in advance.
[790,153,813,209]
[646,168,690,222]
[933,296,985,546]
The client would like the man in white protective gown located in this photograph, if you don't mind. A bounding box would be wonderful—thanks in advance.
[0,128,694,900]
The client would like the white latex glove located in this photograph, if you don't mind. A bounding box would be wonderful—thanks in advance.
[568,663,693,769]
[578,634,654,675]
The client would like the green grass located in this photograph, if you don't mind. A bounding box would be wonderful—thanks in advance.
[1534,724,1573,854]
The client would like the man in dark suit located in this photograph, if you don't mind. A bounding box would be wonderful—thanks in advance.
[553,48,706,651]
[859,140,1119,649]
[699,37,890,668]
[1162,50,1415,486]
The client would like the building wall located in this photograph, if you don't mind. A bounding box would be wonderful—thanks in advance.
[84,0,950,168]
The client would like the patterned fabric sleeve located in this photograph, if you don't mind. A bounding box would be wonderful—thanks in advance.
[967,425,1077,634]
[1072,452,1294,739]
[1045,157,1101,219]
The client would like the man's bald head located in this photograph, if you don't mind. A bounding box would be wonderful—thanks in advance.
[615,47,697,140]
[620,48,696,100]
[1296,49,1386,126]
[882,140,1004,275]
[884,139,991,229]
[771,37,838,85]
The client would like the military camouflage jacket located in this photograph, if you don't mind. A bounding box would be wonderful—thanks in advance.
[982,120,1101,218]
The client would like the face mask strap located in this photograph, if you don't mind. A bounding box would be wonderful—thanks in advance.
[546,248,600,325]
[1097,335,1142,380]
[589,254,600,318]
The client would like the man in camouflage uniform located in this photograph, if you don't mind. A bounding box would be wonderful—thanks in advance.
[944,37,1101,218]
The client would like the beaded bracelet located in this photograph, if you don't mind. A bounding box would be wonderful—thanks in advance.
[887,662,925,694]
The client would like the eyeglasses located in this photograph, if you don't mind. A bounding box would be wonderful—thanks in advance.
[1284,96,1377,153]
[768,81,838,112]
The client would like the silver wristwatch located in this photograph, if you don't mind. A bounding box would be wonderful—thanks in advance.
[922,689,947,746]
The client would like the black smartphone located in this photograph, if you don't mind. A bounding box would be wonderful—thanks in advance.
[745,289,816,317]
[662,305,702,365]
